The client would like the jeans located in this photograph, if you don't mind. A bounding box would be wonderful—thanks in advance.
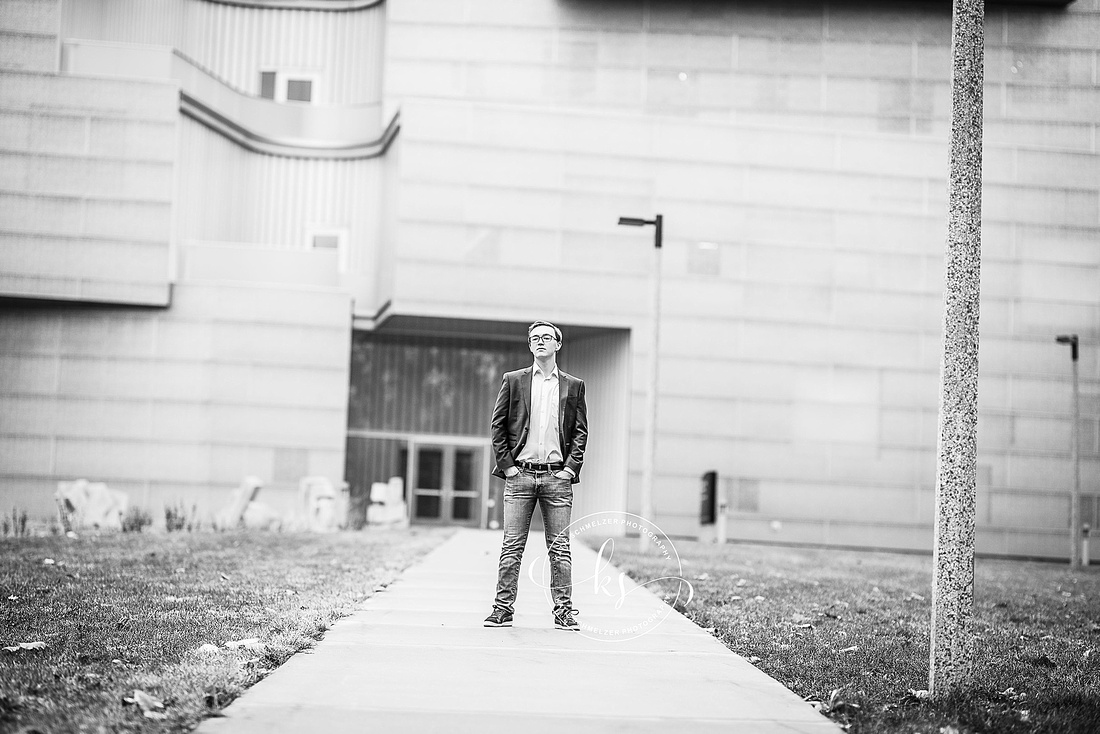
[492,469,574,616]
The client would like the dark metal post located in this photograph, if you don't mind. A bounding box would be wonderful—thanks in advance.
[1057,334,1081,567]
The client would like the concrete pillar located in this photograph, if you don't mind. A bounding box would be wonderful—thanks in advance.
[929,0,985,697]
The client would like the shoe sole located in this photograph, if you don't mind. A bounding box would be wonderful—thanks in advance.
[484,620,513,627]
[554,623,579,631]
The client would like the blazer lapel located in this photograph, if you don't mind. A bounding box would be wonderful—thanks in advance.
[519,367,533,413]
[558,371,569,438]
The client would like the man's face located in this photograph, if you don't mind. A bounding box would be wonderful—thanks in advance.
[528,326,560,360]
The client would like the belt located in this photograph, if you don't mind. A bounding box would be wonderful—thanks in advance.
[517,461,564,472]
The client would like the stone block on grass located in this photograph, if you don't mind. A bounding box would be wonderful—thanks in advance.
[55,478,127,531]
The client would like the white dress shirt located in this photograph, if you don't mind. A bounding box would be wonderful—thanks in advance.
[516,363,563,465]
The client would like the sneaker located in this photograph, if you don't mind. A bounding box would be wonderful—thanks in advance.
[554,609,579,631]
[483,610,513,627]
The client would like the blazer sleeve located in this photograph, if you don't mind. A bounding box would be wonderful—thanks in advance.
[490,374,514,473]
[565,379,588,480]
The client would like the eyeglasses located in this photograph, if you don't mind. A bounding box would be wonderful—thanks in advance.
[529,334,558,344]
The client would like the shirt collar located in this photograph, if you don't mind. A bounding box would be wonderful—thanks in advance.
[532,362,559,379]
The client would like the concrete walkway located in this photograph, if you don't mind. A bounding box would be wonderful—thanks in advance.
[198,528,839,733]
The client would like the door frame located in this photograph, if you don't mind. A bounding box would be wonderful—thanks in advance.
[346,429,492,528]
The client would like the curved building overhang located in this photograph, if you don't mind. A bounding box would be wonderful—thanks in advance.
[180,90,399,158]
[205,0,385,10]
[62,39,398,159]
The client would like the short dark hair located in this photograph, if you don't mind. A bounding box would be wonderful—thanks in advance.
[527,320,562,343]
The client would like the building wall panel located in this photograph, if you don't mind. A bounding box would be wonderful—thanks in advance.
[61,0,385,104]
[0,58,176,306]
[386,1,1100,558]
[0,245,352,523]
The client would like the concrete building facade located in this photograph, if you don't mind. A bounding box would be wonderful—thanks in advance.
[1,0,1097,557]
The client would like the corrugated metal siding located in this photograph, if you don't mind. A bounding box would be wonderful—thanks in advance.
[61,0,384,104]
[348,335,531,436]
[345,435,406,526]
[176,115,384,270]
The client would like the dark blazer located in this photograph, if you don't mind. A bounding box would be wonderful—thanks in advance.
[490,366,588,483]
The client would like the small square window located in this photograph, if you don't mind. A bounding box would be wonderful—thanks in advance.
[312,234,340,250]
[687,241,721,277]
[308,228,348,273]
[259,71,277,100]
[286,79,312,102]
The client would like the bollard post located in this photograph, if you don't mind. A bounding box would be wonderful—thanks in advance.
[1084,524,1091,567]
[716,495,728,545]
[929,0,985,698]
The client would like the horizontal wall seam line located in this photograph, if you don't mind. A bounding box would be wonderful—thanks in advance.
[0,437,343,449]
[398,173,1100,207]
[395,214,1100,244]
[396,92,1100,131]
[0,30,63,40]
[0,108,177,127]
[647,355,1099,380]
[0,396,346,410]
[388,60,1100,94]
[0,148,176,166]
[0,229,173,246]
[0,355,350,370]
[647,396,1100,420]
[0,188,172,205]
[401,136,1100,177]
[667,513,1082,535]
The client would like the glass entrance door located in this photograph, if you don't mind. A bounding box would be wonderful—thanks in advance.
[410,444,484,527]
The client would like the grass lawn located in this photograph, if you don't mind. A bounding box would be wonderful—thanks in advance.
[0,527,452,733]
[606,539,1100,734]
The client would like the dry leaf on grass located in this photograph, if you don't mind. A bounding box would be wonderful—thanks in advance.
[3,641,47,652]
[196,643,221,654]
[224,638,264,653]
[123,689,167,720]
[997,686,1026,703]
[806,687,861,716]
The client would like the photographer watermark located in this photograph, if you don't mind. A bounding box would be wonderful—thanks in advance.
[527,511,693,642]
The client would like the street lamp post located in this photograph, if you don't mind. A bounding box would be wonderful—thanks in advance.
[1056,334,1081,567]
[618,215,663,553]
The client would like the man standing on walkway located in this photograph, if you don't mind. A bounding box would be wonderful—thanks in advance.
[484,320,588,631]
